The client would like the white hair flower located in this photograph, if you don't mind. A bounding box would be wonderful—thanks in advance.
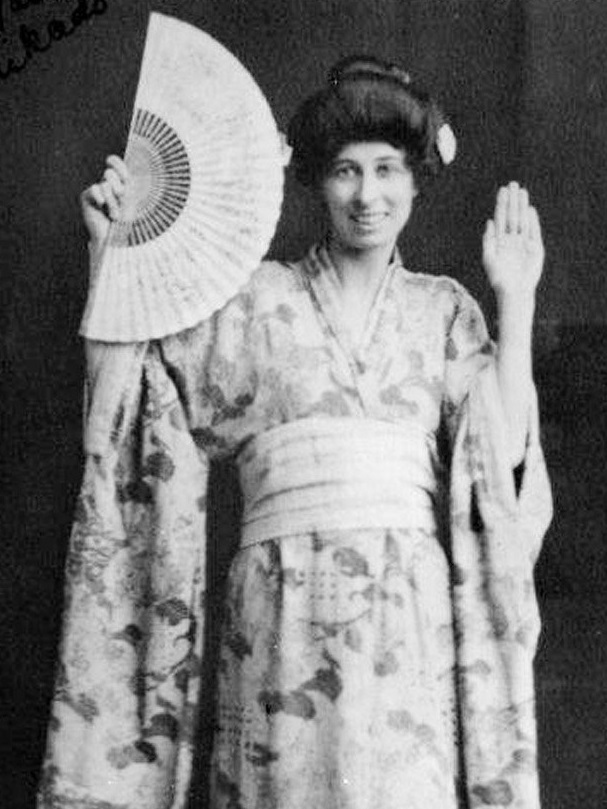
[279,132,293,167]
[436,123,457,165]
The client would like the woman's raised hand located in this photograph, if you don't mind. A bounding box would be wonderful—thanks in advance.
[80,155,129,247]
[482,182,545,302]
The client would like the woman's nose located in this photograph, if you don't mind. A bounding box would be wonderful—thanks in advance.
[354,170,379,204]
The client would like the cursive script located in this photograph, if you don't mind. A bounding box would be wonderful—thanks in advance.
[0,0,108,79]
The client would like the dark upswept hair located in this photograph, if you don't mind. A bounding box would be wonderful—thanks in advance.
[287,55,449,187]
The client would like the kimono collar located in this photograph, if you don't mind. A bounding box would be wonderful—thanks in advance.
[300,242,403,363]
[303,242,404,280]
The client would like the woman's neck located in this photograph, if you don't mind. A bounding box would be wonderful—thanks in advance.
[326,237,395,295]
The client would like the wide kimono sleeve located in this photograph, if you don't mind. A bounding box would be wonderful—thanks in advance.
[37,292,254,809]
[441,282,553,809]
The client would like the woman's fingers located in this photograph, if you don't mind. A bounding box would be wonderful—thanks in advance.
[103,167,126,198]
[494,186,508,237]
[102,180,122,220]
[483,218,496,244]
[482,219,497,267]
[495,182,537,238]
[506,181,521,234]
[82,182,105,210]
[85,179,119,221]
[517,186,530,233]
[80,155,130,243]
[527,205,543,244]
[101,157,128,218]
[104,156,129,203]
[85,178,124,221]
[106,154,129,183]
[82,155,129,218]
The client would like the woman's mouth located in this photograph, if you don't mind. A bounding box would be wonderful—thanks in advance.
[350,212,387,227]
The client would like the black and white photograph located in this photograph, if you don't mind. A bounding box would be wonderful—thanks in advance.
[1,2,606,808]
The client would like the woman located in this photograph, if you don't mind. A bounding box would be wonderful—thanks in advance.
[38,57,552,809]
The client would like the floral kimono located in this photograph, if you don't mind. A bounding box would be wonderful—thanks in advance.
[38,245,552,809]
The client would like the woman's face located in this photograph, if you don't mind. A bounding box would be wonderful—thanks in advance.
[321,141,417,253]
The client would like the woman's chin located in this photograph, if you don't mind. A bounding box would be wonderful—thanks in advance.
[347,232,393,252]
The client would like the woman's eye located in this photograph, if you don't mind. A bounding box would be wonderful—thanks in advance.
[334,165,354,178]
[377,163,399,177]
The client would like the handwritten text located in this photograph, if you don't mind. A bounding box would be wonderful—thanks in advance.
[0,0,108,79]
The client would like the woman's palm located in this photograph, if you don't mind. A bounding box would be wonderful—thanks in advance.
[482,182,544,299]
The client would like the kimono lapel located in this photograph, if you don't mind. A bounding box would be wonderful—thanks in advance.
[302,244,400,408]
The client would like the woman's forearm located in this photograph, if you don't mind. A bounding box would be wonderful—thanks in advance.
[88,240,104,289]
[495,292,535,468]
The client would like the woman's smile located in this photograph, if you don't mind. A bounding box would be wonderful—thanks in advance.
[350,211,389,226]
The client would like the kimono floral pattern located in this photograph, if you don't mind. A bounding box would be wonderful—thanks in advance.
[38,246,552,809]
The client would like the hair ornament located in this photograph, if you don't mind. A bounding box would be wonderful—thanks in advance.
[436,123,457,165]
[389,64,412,86]
[279,132,293,166]
[327,56,411,88]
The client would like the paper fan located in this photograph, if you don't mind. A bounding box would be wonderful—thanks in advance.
[80,12,285,342]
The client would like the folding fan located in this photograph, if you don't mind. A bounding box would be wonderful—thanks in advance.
[80,12,285,342]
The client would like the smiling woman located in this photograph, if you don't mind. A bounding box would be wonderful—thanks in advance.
[38,51,552,809]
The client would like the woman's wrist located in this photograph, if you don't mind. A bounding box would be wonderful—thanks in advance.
[88,240,103,287]
[495,290,535,344]
[494,284,536,311]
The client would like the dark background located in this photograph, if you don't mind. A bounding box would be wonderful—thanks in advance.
[1,1,606,807]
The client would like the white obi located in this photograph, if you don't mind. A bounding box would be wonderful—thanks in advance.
[236,417,439,548]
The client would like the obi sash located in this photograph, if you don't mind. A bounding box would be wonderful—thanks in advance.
[236,417,439,547]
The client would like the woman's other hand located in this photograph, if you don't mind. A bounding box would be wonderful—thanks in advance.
[81,155,129,248]
[482,182,545,302]
[484,182,544,466]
